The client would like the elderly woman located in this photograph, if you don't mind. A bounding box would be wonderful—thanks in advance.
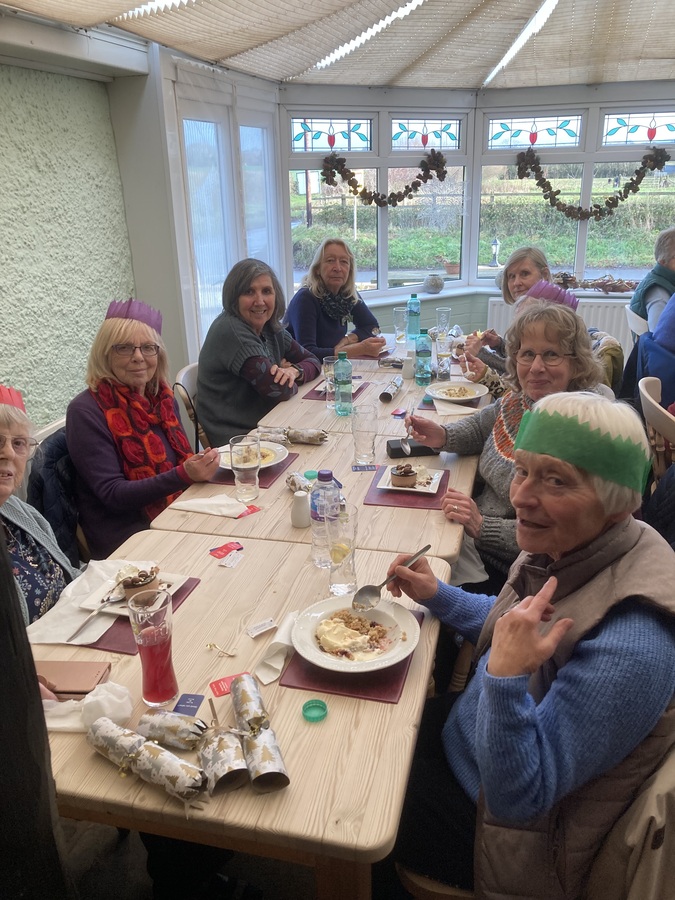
[67,300,220,559]
[377,392,675,899]
[0,386,79,625]
[629,225,675,330]
[197,258,321,448]
[285,238,386,361]
[409,303,604,593]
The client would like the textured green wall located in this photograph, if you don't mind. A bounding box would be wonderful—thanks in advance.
[0,64,134,427]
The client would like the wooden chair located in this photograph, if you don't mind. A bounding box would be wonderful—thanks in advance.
[396,864,474,898]
[638,376,675,489]
[173,363,209,452]
[625,305,649,344]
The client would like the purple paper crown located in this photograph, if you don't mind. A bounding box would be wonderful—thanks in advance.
[105,299,163,334]
[525,280,579,311]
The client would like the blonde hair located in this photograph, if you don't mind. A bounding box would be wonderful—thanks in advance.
[504,302,604,393]
[304,238,358,300]
[501,246,552,305]
[654,226,675,266]
[85,318,168,393]
[532,392,649,515]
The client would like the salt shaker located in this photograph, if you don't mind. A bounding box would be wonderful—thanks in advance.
[402,354,415,379]
[291,490,311,528]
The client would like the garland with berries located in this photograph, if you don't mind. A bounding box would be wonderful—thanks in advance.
[517,146,671,221]
[321,149,447,207]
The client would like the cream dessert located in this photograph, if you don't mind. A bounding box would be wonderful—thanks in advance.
[316,609,392,661]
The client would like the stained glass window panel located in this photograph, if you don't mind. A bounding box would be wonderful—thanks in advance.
[602,112,675,146]
[488,115,581,150]
[391,119,460,151]
[291,118,372,153]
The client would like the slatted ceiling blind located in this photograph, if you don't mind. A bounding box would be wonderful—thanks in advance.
[6,1,135,27]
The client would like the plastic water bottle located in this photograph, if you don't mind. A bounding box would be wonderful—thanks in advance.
[310,470,340,568]
[334,351,353,417]
[415,329,432,387]
[406,293,420,342]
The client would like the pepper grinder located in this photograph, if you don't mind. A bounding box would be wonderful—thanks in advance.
[291,490,311,528]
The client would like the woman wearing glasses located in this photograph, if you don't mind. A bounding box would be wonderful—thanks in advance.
[0,385,79,625]
[409,303,604,595]
[66,300,219,558]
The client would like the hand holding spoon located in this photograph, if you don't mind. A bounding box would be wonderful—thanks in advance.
[352,544,431,610]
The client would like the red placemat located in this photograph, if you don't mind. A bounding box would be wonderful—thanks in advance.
[83,577,201,655]
[210,452,298,487]
[303,381,370,401]
[279,610,424,704]
[363,466,449,509]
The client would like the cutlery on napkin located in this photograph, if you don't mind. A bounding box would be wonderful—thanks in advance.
[170,495,249,517]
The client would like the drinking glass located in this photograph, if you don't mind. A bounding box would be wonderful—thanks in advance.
[436,307,452,339]
[128,589,179,707]
[229,433,261,501]
[437,336,453,363]
[326,504,358,596]
[323,355,337,410]
[352,402,377,464]
[393,307,408,344]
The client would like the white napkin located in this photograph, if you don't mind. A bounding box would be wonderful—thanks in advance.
[27,559,157,645]
[253,611,298,685]
[433,397,477,416]
[170,495,248,517]
[42,682,133,732]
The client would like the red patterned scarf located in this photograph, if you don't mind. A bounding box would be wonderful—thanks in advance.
[93,380,192,521]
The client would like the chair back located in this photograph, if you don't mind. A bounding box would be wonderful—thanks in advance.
[173,363,209,452]
[625,305,649,344]
[638,377,675,489]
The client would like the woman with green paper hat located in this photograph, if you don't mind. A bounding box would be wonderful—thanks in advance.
[376,392,675,900]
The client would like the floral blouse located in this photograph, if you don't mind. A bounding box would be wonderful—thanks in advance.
[3,520,68,623]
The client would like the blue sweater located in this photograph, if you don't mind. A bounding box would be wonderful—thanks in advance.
[425,584,675,823]
[285,287,380,361]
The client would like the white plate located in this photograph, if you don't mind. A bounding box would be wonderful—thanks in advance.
[218,440,289,470]
[425,382,489,403]
[78,572,188,617]
[377,467,444,494]
[291,597,420,673]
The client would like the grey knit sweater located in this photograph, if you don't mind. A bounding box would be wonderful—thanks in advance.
[442,391,532,573]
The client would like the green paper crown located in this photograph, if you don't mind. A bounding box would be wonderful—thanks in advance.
[514,409,650,493]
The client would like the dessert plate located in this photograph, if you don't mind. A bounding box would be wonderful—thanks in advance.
[425,382,488,403]
[218,441,288,470]
[292,597,420,673]
[377,467,443,494]
[78,573,188,617]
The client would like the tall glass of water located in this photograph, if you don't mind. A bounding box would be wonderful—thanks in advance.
[229,434,261,502]
[323,355,337,411]
[326,504,358,596]
[393,307,408,345]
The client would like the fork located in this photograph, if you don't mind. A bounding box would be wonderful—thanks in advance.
[401,400,415,455]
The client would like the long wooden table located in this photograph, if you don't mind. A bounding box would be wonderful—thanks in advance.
[34,529,450,900]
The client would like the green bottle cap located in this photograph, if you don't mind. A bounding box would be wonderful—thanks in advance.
[338,351,347,359]
[420,328,428,334]
[302,699,328,723]
[304,470,318,481]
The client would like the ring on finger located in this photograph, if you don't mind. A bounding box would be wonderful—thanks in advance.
[453,504,459,512]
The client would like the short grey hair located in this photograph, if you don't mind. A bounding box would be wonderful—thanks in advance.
[222,259,286,332]
[0,404,34,436]
[654,226,675,266]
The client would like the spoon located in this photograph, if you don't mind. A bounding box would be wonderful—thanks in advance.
[66,595,127,642]
[351,544,432,610]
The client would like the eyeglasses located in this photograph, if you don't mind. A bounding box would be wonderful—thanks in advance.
[111,343,160,358]
[0,435,39,458]
[516,349,574,367]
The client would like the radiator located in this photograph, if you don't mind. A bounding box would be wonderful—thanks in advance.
[487,297,633,358]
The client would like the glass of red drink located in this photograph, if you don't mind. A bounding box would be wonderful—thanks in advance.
[127,589,179,707]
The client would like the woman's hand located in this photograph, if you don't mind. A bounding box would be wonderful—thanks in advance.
[481,328,502,349]
[406,414,446,449]
[183,448,221,482]
[440,488,483,538]
[38,678,58,702]
[464,333,482,356]
[385,554,438,604]
[460,351,487,382]
[269,364,298,387]
[357,336,387,357]
[487,577,574,678]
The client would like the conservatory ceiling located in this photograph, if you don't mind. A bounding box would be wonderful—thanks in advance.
[5,0,675,90]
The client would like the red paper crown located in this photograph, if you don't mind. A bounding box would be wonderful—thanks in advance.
[0,385,26,412]
[105,299,163,334]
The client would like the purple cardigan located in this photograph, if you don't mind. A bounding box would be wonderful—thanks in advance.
[66,389,191,559]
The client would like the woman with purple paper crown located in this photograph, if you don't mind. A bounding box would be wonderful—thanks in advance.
[67,299,220,557]
[376,391,675,900]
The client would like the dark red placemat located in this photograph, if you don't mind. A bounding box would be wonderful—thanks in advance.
[83,577,201,655]
[210,452,298,487]
[363,465,449,509]
[303,381,370,401]
[279,610,424,703]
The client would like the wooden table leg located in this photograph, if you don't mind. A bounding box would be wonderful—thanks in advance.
[315,857,371,899]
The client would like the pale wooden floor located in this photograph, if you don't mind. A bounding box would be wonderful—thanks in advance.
[60,819,316,900]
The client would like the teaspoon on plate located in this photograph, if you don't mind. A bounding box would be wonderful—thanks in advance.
[351,544,431,610]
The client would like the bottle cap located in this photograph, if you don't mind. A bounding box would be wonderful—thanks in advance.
[317,469,333,482]
[304,470,318,481]
[420,328,428,334]
[302,699,328,723]
[338,351,347,359]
